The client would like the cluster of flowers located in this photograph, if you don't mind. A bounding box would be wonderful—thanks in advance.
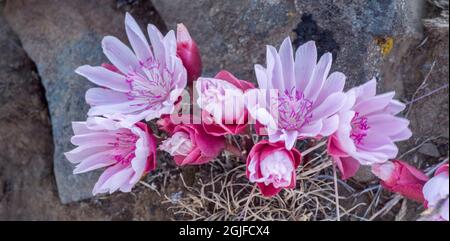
[65,13,448,221]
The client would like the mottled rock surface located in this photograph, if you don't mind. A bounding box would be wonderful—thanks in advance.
[150,0,436,180]
[3,0,166,203]
[0,0,448,220]
[0,1,174,220]
[380,0,449,169]
[151,0,422,86]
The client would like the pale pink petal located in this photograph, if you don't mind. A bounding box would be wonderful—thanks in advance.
[423,173,449,206]
[163,30,177,59]
[102,36,140,74]
[255,64,268,90]
[92,164,125,195]
[390,128,413,142]
[100,167,135,194]
[70,132,116,146]
[267,46,284,90]
[279,37,295,91]
[73,151,116,174]
[354,92,395,116]
[314,72,346,107]
[284,130,298,150]
[294,41,317,92]
[75,65,129,92]
[147,24,166,64]
[65,145,113,164]
[125,12,153,62]
[340,89,356,112]
[85,88,131,106]
[440,199,449,221]
[311,92,346,121]
[304,53,332,101]
[356,78,377,101]
[300,120,323,137]
[320,115,339,136]
[87,100,148,116]
[385,99,406,115]
[72,122,90,135]
[366,114,410,136]
[129,136,149,183]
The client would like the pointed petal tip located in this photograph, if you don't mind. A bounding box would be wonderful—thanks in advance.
[281,36,292,45]
[176,23,192,42]
[124,12,138,27]
[74,65,90,74]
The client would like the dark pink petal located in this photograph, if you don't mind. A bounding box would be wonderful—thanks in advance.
[177,23,202,83]
[333,156,360,180]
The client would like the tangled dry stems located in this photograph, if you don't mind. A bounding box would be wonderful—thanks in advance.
[160,140,366,221]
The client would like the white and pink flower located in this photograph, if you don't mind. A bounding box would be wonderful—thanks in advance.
[246,38,347,150]
[76,13,187,126]
[372,160,429,202]
[423,163,449,221]
[177,23,202,84]
[196,70,254,136]
[158,115,225,166]
[328,79,412,179]
[246,140,302,197]
[64,116,157,195]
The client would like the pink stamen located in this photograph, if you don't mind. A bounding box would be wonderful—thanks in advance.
[276,88,313,130]
[124,58,174,110]
[350,112,370,145]
[110,130,139,165]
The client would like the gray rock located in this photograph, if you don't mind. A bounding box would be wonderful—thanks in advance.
[151,0,426,183]
[381,0,449,155]
[3,0,166,203]
[151,0,423,87]
[0,11,52,218]
[418,143,441,157]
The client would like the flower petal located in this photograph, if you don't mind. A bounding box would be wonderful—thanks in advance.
[320,115,339,136]
[102,36,140,74]
[125,12,153,62]
[311,92,347,121]
[304,52,332,101]
[85,88,131,106]
[268,45,284,90]
[76,65,129,92]
[294,41,317,92]
[73,150,116,174]
[314,71,346,107]
[354,92,395,116]
[279,37,295,91]
[147,24,166,64]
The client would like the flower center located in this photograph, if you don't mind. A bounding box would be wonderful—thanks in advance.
[259,150,293,188]
[111,130,138,165]
[160,131,194,156]
[350,112,370,145]
[275,88,313,130]
[125,58,173,110]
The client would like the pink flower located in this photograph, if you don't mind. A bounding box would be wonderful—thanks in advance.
[76,13,187,126]
[328,79,412,179]
[196,70,255,136]
[372,160,429,202]
[246,38,347,150]
[177,23,202,84]
[64,116,157,195]
[423,163,449,221]
[158,115,225,166]
[246,140,302,197]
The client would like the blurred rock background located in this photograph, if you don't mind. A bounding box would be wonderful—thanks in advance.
[0,0,448,220]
